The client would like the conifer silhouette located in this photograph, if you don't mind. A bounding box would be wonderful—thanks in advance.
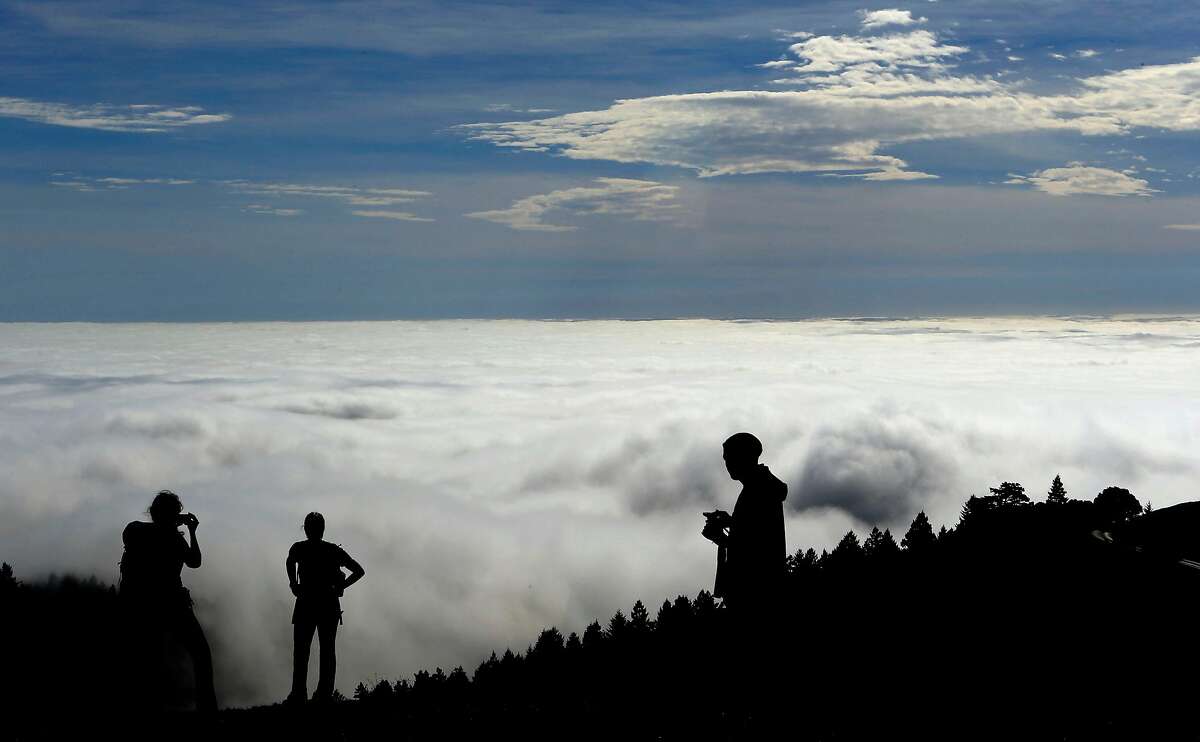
[1047,474,1068,505]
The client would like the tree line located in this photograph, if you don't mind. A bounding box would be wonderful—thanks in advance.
[4,475,1196,739]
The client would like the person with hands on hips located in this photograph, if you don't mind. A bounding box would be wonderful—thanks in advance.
[285,512,365,705]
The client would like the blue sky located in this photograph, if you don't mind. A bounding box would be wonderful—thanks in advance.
[3,0,1200,319]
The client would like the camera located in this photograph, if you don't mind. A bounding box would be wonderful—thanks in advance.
[702,510,731,543]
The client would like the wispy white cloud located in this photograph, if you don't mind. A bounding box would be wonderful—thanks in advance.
[1076,49,1100,59]
[0,97,230,132]
[225,181,434,221]
[350,210,435,222]
[243,204,303,217]
[829,167,939,181]
[858,9,927,30]
[466,177,681,232]
[1164,224,1200,231]
[226,182,432,207]
[461,11,1200,188]
[52,175,195,190]
[484,103,557,114]
[1005,165,1157,197]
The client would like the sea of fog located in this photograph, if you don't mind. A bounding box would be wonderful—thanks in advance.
[2,318,1198,705]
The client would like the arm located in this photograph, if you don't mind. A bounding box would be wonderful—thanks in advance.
[341,550,365,591]
[286,545,300,597]
[182,515,202,568]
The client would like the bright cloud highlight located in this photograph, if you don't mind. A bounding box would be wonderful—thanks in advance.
[1006,165,1156,197]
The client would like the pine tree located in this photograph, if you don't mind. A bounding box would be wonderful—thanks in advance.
[372,678,393,701]
[447,667,469,694]
[827,531,864,572]
[902,511,937,552]
[606,610,628,641]
[532,627,565,657]
[0,562,17,600]
[629,600,653,634]
[1046,475,1067,505]
[656,599,673,626]
[581,621,605,651]
[863,527,900,560]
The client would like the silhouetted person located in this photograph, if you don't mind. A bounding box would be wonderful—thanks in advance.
[701,433,787,718]
[702,433,788,614]
[287,512,365,705]
[119,490,218,713]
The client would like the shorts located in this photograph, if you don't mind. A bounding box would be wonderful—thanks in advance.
[292,595,342,626]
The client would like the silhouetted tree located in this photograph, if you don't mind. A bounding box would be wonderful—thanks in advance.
[989,481,1029,508]
[693,589,717,618]
[1047,475,1068,505]
[629,600,653,635]
[863,527,900,561]
[902,511,937,553]
[826,531,865,572]
[606,610,628,641]
[581,621,605,651]
[788,547,821,579]
[530,626,565,675]
[959,494,989,526]
[447,667,469,695]
[1095,487,1142,525]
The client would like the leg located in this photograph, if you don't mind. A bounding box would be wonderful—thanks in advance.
[128,611,170,713]
[173,608,218,713]
[292,619,317,701]
[314,619,338,701]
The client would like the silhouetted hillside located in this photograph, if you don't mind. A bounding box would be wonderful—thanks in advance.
[6,478,1199,740]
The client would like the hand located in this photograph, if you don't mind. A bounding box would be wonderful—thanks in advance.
[703,510,731,527]
[701,523,728,545]
[181,513,199,531]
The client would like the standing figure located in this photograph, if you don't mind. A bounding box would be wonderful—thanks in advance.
[286,512,365,705]
[701,433,788,718]
[702,432,788,615]
[120,489,218,713]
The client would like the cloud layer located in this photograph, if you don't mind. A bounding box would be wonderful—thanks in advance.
[2,319,1199,705]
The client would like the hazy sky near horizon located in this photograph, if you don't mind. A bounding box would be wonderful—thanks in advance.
[4,0,1200,319]
[3,318,1198,704]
